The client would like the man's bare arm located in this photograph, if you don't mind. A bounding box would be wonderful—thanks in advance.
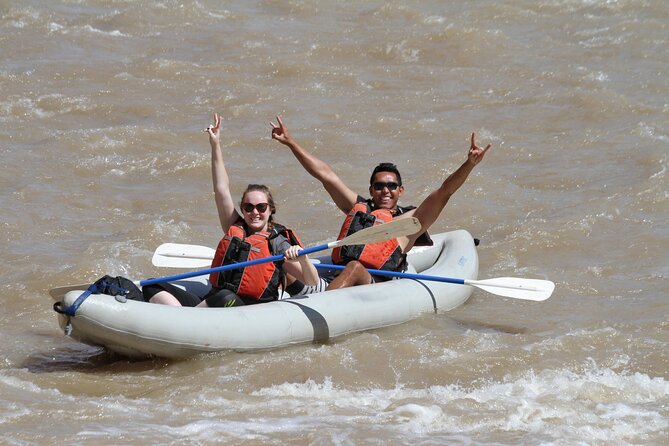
[271,116,358,213]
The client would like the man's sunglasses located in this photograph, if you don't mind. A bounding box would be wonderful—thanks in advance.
[371,181,400,191]
[241,202,270,213]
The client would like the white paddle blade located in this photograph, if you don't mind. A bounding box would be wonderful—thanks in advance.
[466,277,555,301]
[49,283,90,300]
[152,243,216,268]
[332,217,421,247]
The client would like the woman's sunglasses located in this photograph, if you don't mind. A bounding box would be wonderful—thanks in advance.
[241,202,269,213]
[371,181,400,191]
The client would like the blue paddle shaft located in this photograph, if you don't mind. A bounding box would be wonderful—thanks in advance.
[314,263,466,285]
[140,244,329,287]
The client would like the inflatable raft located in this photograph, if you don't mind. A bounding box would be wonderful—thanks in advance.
[53,230,478,359]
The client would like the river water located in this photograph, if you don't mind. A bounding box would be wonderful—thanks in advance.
[1,1,667,444]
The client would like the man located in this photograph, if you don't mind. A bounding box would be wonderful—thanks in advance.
[271,116,491,290]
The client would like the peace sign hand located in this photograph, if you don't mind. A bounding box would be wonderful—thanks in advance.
[205,113,221,146]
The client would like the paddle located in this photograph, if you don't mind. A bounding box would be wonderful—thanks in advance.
[50,217,421,300]
[152,243,216,268]
[49,283,109,300]
[313,264,554,301]
[149,243,555,301]
[52,243,213,298]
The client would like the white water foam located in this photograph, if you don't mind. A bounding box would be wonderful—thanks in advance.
[240,365,668,443]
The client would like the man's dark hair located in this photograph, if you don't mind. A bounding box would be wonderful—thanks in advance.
[370,162,402,186]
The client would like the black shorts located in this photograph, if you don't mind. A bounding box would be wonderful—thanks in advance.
[143,282,267,308]
[203,288,250,307]
[142,282,202,307]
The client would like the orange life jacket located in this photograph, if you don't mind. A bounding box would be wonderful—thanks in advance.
[209,222,302,302]
[331,202,405,271]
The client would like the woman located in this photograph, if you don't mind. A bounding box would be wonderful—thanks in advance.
[143,113,321,307]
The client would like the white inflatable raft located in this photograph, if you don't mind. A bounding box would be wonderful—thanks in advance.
[54,230,478,359]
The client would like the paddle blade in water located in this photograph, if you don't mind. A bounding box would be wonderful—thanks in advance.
[49,284,91,300]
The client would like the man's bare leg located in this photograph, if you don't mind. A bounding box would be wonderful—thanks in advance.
[326,261,373,290]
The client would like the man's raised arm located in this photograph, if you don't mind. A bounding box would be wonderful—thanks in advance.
[271,116,357,214]
[406,132,492,250]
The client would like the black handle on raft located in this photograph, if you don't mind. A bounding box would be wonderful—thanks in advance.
[53,301,66,314]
